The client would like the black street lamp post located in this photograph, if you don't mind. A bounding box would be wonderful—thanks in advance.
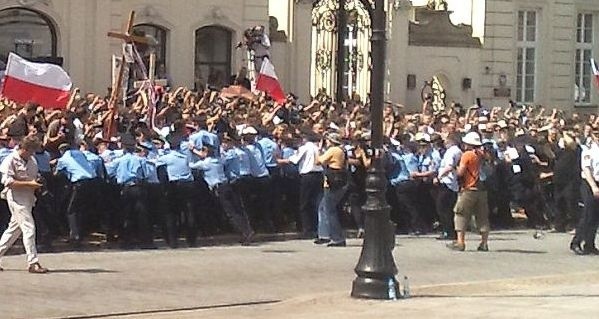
[351,0,399,300]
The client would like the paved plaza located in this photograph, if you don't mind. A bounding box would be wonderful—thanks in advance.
[1,230,599,319]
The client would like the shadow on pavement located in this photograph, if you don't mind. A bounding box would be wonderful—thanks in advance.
[493,249,547,254]
[49,268,118,274]
[415,294,599,299]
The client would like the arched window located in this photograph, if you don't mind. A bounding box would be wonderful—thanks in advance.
[0,8,57,63]
[195,26,232,90]
[132,23,168,76]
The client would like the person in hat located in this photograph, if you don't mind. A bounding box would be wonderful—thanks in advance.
[137,141,166,245]
[570,130,599,255]
[0,135,48,273]
[412,132,437,233]
[387,134,423,235]
[551,133,581,233]
[105,140,153,249]
[155,133,197,248]
[313,132,348,247]
[55,142,97,249]
[447,131,490,252]
[240,126,273,232]
[189,142,254,245]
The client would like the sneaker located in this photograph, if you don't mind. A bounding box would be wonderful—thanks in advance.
[446,242,465,251]
[314,238,331,245]
[477,243,489,252]
[28,263,48,274]
[327,241,346,247]
[356,229,365,239]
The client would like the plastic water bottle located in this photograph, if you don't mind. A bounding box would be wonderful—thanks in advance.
[401,276,410,299]
[388,278,397,300]
[533,230,545,240]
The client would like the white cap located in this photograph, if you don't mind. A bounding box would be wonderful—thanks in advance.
[414,132,431,143]
[241,126,258,135]
[390,138,401,147]
[462,132,482,146]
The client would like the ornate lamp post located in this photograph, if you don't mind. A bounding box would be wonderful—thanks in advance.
[351,0,399,299]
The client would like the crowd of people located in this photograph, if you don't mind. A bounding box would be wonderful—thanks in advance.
[0,75,597,267]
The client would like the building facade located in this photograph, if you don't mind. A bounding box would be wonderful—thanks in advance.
[0,0,597,111]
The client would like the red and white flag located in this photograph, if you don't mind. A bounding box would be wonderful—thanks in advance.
[591,58,599,89]
[255,58,286,104]
[1,53,72,109]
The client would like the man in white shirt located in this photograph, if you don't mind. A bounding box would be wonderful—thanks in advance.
[0,136,48,273]
[279,132,323,238]
[570,132,599,255]
[434,133,462,240]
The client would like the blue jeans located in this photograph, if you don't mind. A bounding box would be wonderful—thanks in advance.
[318,185,348,243]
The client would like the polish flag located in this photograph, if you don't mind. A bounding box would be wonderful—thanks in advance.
[1,53,72,109]
[255,58,286,104]
[592,58,599,89]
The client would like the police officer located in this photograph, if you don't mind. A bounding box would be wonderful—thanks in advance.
[241,126,273,232]
[55,143,97,248]
[258,129,282,229]
[155,134,197,248]
[189,142,254,245]
[106,138,153,249]
[33,144,56,251]
[138,141,164,244]
[570,131,599,255]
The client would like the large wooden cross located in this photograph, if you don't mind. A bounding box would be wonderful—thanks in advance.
[104,11,150,139]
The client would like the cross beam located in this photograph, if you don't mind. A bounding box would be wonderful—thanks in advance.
[104,10,146,139]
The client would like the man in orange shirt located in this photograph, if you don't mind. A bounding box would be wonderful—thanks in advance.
[447,132,490,252]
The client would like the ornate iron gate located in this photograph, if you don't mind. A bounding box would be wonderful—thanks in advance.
[311,0,371,101]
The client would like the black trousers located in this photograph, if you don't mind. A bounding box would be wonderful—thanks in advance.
[214,183,253,237]
[554,182,579,231]
[235,176,273,232]
[66,179,94,242]
[348,181,367,230]
[167,181,198,247]
[120,184,152,246]
[394,180,423,232]
[436,184,457,235]
[572,183,599,249]
[279,175,300,230]
[299,172,323,236]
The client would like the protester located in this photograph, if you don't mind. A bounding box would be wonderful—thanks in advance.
[0,66,595,257]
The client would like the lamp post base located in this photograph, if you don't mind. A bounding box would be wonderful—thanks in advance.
[350,156,398,300]
[351,277,399,300]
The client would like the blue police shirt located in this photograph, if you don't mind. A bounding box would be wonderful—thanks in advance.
[0,148,13,165]
[235,147,252,177]
[155,149,194,182]
[258,137,279,168]
[403,151,419,175]
[281,146,299,177]
[244,143,269,178]
[56,150,96,182]
[105,153,146,185]
[82,150,105,179]
[34,151,52,173]
[144,159,160,184]
[223,149,241,182]
[387,149,410,186]
[189,130,220,161]
[189,157,227,189]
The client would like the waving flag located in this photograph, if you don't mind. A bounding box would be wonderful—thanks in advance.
[1,53,72,108]
[255,58,286,104]
[592,58,599,89]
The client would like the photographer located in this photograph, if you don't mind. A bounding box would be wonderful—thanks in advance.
[0,135,48,273]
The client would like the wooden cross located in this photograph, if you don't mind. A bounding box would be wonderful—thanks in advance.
[104,11,150,139]
[133,53,168,89]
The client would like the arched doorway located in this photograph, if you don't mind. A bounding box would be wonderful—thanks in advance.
[0,8,57,63]
[132,23,168,78]
[195,26,232,90]
[311,0,371,100]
